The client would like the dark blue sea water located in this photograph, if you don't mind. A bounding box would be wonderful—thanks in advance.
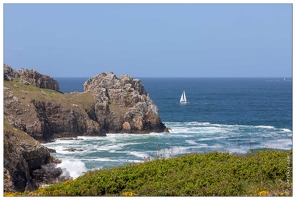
[142,77,292,129]
[46,77,292,178]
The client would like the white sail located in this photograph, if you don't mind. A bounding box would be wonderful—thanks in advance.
[180,91,184,102]
[183,91,187,102]
[180,91,187,103]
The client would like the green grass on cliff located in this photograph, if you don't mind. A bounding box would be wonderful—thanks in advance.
[6,149,292,197]
[4,122,38,146]
[4,79,94,110]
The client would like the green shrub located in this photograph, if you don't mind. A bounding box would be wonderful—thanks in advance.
[9,149,292,196]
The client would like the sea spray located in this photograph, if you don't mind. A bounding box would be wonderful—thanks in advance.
[57,159,87,179]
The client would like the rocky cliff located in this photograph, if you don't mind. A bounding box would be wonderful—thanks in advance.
[3,64,168,192]
[83,72,167,133]
[4,64,59,91]
[4,122,67,192]
[4,65,167,142]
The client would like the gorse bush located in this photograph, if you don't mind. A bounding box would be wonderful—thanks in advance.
[6,149,292,196]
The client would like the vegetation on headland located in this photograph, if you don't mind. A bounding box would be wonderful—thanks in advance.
[5,149,292,196]
[4,79,95,110]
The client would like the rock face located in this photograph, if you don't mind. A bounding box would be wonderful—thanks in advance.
[4,64,59,91]
[3,123,68,192]
[84,72,167,133]
[3,65,106,142]
[3,64,168,192]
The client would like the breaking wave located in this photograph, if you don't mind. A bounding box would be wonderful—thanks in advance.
[57,159,87,179]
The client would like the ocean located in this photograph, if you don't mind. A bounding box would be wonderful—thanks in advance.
[44,77,292,179]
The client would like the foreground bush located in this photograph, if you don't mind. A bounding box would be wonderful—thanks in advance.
[5,149,292,196]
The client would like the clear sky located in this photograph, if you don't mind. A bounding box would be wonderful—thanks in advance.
[3,3,293,77]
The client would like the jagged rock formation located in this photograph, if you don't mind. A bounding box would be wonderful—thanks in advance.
[3,65,105,142]
[4,64,59,91]
[84,72,167,133]
[4,65,167,142]
[3,123,68,192]
[3,64,168,192]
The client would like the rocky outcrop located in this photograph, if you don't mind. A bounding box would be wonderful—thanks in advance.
[3,123,69,192]
[4,64,21,80]
[4,66,167,142]
[84,72,167,133]
[4,64,59,91]
[3,65,168,192]
[3,80,105,142]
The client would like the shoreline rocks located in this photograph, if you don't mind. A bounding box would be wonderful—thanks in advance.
[63,148,84,152]
[3,125,70,192]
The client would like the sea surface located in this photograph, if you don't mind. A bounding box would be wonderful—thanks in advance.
[44,77,293,179]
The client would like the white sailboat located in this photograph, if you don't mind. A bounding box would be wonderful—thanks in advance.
[180,91,188,104]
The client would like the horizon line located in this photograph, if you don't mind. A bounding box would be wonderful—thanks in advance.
[53,76,292,78]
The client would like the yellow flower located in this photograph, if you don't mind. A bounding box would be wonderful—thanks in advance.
[258,190,269,196]
[122,191,136,196]
[4,192,16,196]
[280,192,286,196]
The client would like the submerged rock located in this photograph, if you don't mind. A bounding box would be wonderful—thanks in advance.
[63,148,84,152]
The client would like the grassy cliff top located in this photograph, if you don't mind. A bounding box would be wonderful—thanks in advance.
[4,122,38,147]
[5,149,292,197]
[4,79,94,110]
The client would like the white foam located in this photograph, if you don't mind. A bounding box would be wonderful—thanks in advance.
[256,125,275,129]
[77,136,105,140]
[155,146,188,158]
[281,128,292,132]
[129,151,150,158]
[260,139,292,150]
[57,159,87,179]
[82,158,116,162]
[129,160,142,163]
[195,143,209,147]
[186,122,211,126]
[97,144,124,151]
[167,130,192,137]
[185,140,197,145]
[197,138,212,141]
[44,121,292,172]
[105,133,145,138]
[149,132,166,136]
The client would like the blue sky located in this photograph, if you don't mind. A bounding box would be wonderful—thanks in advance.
[3,3,292,77]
